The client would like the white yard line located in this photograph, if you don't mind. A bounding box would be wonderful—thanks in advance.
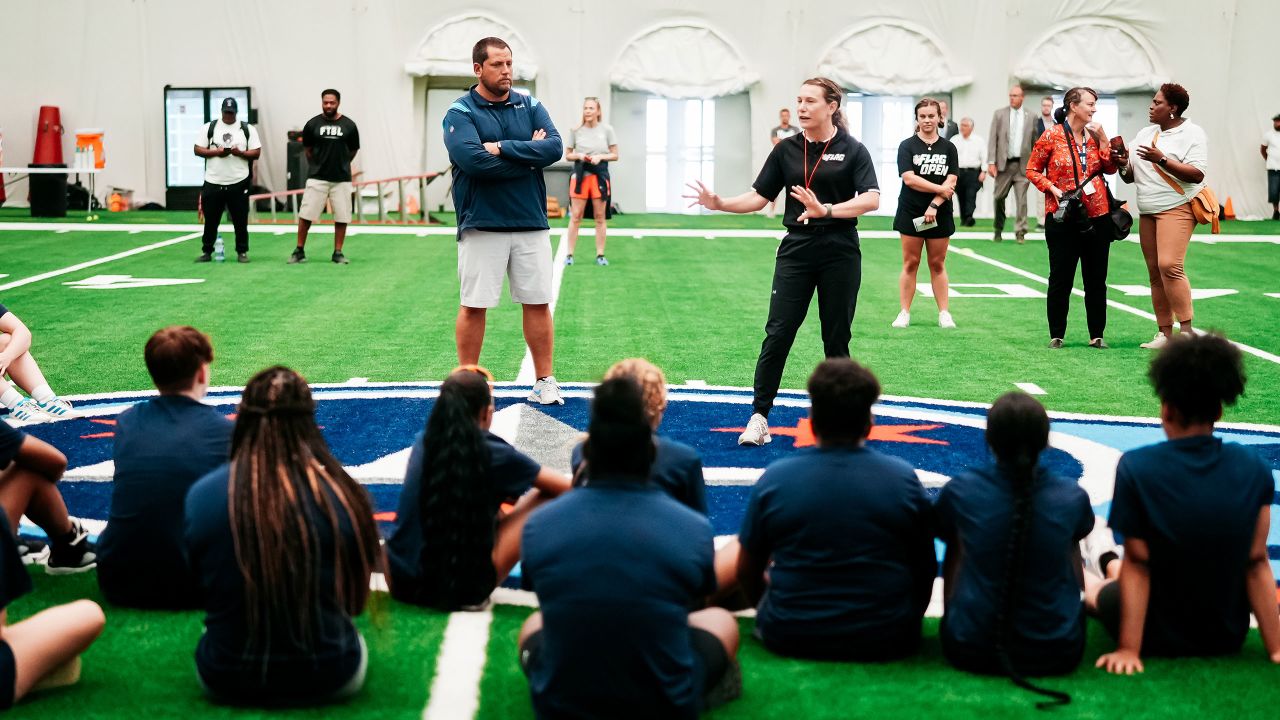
[0,232,201,292]
[516,230,568,383]
[421,609,495,720]
[950,246,1280,365]
[1015,382,1048,395]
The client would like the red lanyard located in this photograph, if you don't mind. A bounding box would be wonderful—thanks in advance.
[803,133,835,189]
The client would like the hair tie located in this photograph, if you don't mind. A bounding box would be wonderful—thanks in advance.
[238,402,314,417]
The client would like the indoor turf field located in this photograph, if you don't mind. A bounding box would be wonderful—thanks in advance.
[2,207,1279,718]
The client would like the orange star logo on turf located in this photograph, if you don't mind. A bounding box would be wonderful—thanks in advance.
[712,418,947,448]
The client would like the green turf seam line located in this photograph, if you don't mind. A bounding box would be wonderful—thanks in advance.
[951,246,1280,365]
[0,232,201,292]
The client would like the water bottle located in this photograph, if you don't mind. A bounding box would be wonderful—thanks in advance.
[214,235,225,262]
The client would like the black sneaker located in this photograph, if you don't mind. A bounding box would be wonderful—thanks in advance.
[287,248,307,264]
[1048,338,1064,349]
[195,253,212,263]
[237,252,250,263]
[1089,338,1109,349]
[1273,210,1279,221]
[17,538,50,565]
[332,251,349,265]
[46,519,97,575]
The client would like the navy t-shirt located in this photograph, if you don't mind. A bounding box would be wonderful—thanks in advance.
[1109,435,1274,656]
[97,396,232,607]
[935,464,1094,667]
[0,420,24,467]
[0,516,32,612]
[184,464,365,701]
[521,477,716,720]
[739,445,935,648]
[571,436,707,515]
[386,430,540,603]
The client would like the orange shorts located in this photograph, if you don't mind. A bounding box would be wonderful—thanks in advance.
[569,173,608,200]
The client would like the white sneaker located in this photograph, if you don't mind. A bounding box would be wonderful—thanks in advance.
[527,376,565,406]
[36,396,75,418]
[891,310,910,328]
[938,311,956,329]
[738,413,772,446]
[10,398,40,421]
[1139,332,1168,350]
[1081,516,1121,579]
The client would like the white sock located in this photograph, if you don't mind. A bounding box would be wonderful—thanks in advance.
[0,387,21,409]
[30,384,55,404]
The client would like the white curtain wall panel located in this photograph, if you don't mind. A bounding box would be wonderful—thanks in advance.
[817,19,972,96]
[1014,18,1164,94]
[405,12,539,80]
[609,22,758,99]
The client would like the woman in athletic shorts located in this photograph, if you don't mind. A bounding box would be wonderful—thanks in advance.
[892,98,959,329]
[684,78,880,446]
[565,97,618,266]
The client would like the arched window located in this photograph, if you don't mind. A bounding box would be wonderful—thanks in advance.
[1014,19,1164,93]
[404,13,538,80]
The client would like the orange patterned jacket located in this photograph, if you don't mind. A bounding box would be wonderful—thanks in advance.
[1025,123,1118,218]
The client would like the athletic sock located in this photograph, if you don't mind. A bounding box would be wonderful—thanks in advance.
[31,383,56,404]
[0,387,22,409]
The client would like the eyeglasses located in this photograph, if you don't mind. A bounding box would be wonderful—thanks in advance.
[451,364,495,382]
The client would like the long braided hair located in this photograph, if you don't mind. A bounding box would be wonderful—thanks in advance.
[416,368,495,609]
[987,391,1070,708]
[228,366,380,665]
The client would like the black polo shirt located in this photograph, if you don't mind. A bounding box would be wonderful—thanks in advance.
[752,127,879,234]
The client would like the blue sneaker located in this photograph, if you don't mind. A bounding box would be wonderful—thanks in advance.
[596,255,609,266]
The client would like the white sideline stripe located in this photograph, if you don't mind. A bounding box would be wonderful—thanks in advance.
[1015,382,1047,395]
[0,232,201,292]
[516,230,568,384]
[951,246,1280,366]
[421,609,494,720]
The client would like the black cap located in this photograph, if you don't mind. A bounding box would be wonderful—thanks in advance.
[221,97,238,114]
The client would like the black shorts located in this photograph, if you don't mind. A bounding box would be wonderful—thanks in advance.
[519,627,730,707]
[757,622,921,662]
[0,638,15,710]
[1095,579,1122,640]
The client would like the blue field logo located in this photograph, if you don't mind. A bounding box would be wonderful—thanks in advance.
[16,382,1280,577]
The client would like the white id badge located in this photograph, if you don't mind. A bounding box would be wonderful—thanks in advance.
[1082,182,1097,196]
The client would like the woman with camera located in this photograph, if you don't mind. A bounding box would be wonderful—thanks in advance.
[1116,83,1207,350]
[1026,87,1119,349]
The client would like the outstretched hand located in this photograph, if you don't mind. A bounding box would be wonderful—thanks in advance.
[790,185,826,222]
[1096,649,1144,675]
[682,180,721,211]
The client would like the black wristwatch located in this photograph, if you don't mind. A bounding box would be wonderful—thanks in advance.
[929,202,942,210]
[1157,157,1168,167]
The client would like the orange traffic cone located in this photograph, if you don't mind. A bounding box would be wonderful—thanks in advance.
[1222,196,1235,220]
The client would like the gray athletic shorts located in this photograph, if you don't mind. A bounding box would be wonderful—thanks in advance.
[458,229,553,308]
[298,179,353,223]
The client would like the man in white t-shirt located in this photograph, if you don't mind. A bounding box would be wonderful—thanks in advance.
[1261,114,1280,220]
[951,117,987,226]
[194,97,261,262]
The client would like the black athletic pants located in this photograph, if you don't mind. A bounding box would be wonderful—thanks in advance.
[752,230,862,416]
[201,178,250,254]
[1045,214,1111,340]
[956,168,981,224]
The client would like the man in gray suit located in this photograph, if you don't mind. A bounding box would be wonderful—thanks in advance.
[986,85,1037,243]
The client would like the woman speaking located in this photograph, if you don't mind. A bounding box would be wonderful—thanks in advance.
[684,77,880,446]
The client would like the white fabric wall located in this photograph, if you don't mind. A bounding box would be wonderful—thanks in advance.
[2,0,1277,217]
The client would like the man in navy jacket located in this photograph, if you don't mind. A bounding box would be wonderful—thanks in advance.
[445,37,565,405]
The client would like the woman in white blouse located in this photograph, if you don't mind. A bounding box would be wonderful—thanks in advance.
[1118,83,1207,349]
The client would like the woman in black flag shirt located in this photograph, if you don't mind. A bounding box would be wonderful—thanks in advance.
[892,98,959,329]
[685,77,880,446]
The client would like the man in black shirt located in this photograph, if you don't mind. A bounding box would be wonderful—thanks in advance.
[685,78,879,445]
[290,89,360,264]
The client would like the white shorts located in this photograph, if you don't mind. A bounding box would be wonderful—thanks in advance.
[458,229,553,308]
[298,179,353,223]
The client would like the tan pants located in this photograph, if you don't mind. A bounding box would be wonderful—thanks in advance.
[1139,202,1196,326]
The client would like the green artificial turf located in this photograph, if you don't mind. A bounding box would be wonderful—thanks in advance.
[4,570,447,719]
[475,604,1280,720]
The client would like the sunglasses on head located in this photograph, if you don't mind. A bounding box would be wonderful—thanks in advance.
[452,364,495,382]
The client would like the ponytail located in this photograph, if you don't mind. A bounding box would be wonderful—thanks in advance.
[986,392,1070,708]
[803,77,846,132]
[416,370,495,610]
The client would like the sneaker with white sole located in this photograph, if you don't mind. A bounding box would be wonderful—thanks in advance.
[527,376,565,406]
[1140,332,1168,350]
[891,310,911,328]
[1081,516,1121,579]
[938,311,956,329]
[10,398,41,421]
[17,539,50,566]
[46,519,97,575]
[36,396,75,418]
[738,413,772,446]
